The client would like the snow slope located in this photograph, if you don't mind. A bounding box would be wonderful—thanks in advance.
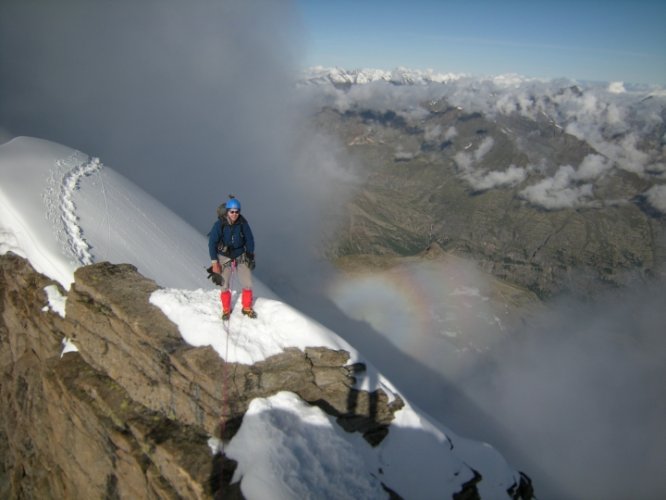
[0,136,525,499]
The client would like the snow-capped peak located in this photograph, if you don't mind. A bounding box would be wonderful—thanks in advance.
[301,66,467,87]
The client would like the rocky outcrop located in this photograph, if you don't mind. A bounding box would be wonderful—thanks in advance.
[0,253,404,499]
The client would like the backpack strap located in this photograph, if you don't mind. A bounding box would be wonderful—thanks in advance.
[216,216,247,257]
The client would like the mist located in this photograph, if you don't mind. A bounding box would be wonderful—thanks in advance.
[328,258,666,499]
[462,281,666,499]
[0,0,356,270]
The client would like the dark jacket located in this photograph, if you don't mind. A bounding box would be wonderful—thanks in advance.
[208,215,255,261]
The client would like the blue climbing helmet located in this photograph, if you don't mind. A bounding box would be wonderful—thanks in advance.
[226,198,241,212]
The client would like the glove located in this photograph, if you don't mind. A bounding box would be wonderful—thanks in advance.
[245,252,256,270]
[207,264,224,287]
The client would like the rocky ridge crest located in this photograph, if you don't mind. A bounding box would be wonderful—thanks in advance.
[0,253,533,498]
[0,253,405,498]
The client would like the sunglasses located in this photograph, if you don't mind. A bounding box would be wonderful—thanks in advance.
[228,210,239,214]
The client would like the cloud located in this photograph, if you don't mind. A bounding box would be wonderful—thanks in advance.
[608,81,626,94]
[453,136,527,191]
[462,165,528,191]
[0,0,309,230]
[644,184,666,214]
[444,126,458,141]
[394,147,417,161]
[474,136,495,161]
[315,80,444,120]
[0,0,368,292]
[453,150,474,171]
[646,162,666,178]
[453,137,494,173]
[424,124,442,142]
[436,77,662,181]
[304,72,665,208]
[575,153,613,180]
[462,281,666,499]
[328,246,666,499]
[520,165,594,209]
[518,154,615,209]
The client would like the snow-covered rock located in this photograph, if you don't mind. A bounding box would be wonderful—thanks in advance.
[0,136,533,499]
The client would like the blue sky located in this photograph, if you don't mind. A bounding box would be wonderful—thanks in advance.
[296,0,666,85]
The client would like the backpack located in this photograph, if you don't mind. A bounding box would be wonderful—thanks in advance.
[216,203,228,220]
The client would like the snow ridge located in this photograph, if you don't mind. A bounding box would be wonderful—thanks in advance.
[51,154,103,265]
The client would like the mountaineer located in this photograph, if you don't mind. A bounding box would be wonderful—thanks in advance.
[208,196,256,319]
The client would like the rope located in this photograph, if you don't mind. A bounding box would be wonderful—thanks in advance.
[219,261,237,454]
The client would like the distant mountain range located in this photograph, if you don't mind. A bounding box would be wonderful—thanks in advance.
[301,66,467,87]
[301,67,666,298]
[301,66,666,93]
